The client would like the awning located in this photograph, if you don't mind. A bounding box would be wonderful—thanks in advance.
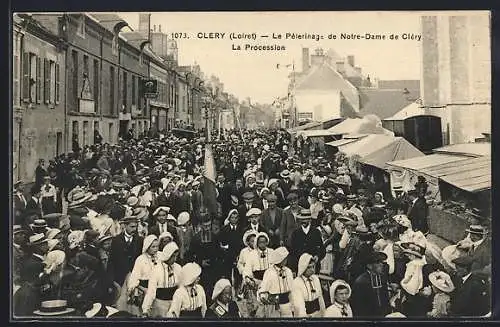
[360,137,425,169]
[296,129,336,138]
[386,154,491,193]
[432,156,491,192]
[336,134,397,158]
[326,133,368,147]
[328,118,364,135]
[287,121,323,134]
[433,143,491,157]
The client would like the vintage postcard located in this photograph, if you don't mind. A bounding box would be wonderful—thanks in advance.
[11,11,491,320]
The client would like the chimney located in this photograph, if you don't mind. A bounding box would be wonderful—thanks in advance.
[302,48,310,72]
[336,61,345,75]
[347,55,355,67]
[138,13,150,36]
[159,25,162,32]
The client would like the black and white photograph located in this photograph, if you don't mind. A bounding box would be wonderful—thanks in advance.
[10,11,492,320]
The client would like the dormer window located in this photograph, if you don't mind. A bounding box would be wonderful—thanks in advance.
[77,15,85,38]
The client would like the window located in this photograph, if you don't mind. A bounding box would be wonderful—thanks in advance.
[72,121,79,142]
[36,56,42,104]
[122,71,127,108]
[44,58,50,103]
[72,50,78,102]
[182,95,186,112]
[77,15,85,38]
[83,121,89,146]
[93,59,99,112]
[21,52,32,102]
[132,75,136,105]
[83,55,89,77]
[170,84,174,107]
[109,66,115,115]
[55,62,60,104]
[13,36,20,107]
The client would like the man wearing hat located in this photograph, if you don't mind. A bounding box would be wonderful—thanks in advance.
[20,233,50,281]
[449,255,490,317]
[257,246,294,317]
[108,216,144,288]
[289,209,325,274]
[261,194,284,248]
[25,185,42,220]
[406,189,429,235]
[280,192,305,247]
[350,250,391,317]
[223,155,243,183]
[461,225,491,273]
[245,208,266,234]
[13,180,28,225]
[238,192,259,227]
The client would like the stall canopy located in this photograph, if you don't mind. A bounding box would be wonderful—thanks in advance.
[296,129,337,138]
[328,115,394,136]
[328,118,365,135]
[438,156,491,193]
[432,143,491,157]
[326,134,368,147]
[331,134,397,158]
[360,137,425,169]
[287,121,323,134]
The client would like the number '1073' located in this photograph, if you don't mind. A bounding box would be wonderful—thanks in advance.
[171,33,188,39]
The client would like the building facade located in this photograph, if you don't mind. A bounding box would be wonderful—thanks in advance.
[421,13,491,144]
[13,14,66,183]
[149,60,169,132]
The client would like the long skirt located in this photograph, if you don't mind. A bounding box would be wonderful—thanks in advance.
[257,303,294,318]
[150,298,172,318]
[115,273,143,316]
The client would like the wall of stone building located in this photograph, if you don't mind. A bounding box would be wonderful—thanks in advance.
[295,90,341,121]
[421,13,491,145]
[17,32,66,183]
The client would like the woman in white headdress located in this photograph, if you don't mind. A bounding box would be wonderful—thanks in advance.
[324,279,353,317]
[291,253,325,317]
[167,262,207,318]
[124,235,160,315]
[142,242,182,317]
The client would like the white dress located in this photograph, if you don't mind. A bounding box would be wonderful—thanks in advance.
[142,262,182,317]
[291,275,325,317]
[257,265,294,318]
[167,284,207,318]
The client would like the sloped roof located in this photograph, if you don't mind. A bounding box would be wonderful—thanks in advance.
[358,88,416,119]
[88,13,128,33]
[296,63,360,110]
[378,80,420,90]
[438,156,491,192]
[433,143,491,157]
[360,137,425,169]
[336,134,398,158]
[384,101,426,121]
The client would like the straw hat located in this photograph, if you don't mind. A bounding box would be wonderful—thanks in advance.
[429,271,455,293]
[34,300,75,316]
[85,303,119,318]
[246,208,262,217]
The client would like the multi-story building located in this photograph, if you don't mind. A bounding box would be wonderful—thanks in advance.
[149,60,169,132]
[421,13,491,144]
[13,14,66,183]
[176,68,190,127]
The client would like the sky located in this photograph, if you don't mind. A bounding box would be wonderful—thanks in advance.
[117,11,424,104]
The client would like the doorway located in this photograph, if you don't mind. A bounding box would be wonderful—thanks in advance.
[119,120,128,139]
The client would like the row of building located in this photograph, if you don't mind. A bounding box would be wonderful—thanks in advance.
[13,12,241,183]
[277,12,491,148]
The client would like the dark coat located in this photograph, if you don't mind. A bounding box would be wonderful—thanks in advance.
[261,207,285,248]
[450,273,490,317]
[289,226,326,273]
[280,206,304,246]
[217,224,245,264]
[172,192,191,217]
[205,301,240,319]
[156,192,176,210]
[237,202,260,227]
[407,197,429,234]
[470,238,492,272]
[25,197,42,217]
[108,233,143,286]
[13,283,40,317]
[351,269,391,318]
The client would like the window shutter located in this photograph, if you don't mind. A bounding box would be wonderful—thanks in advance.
[44,58,50,103]
[22,52,30,102]
[36,56,42,104]
[55,63,60,104]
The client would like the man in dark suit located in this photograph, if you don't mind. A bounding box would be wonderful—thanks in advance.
[261,194,284,248]
[13,181,28,226]
[19,233,49,282]
[223,156,243,182]
[350,251,391,318]
[25,185,42,219]
[108,217,143,287]
[289,209,326,274]
[244,208,266,234]
[156,183,176,210]
[148,207,178,243]
[217,211,245,289]
[463,225,492,273]
[280,192,304,246]
[407,190,429,234]
[35,159,48,189]
[238,192,259,227]
[449,255,490,317]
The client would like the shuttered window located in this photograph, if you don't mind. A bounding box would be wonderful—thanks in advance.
[44,58,50,103]
[36,56,42,104]
[22,52,30,102]
[55,63,60,104]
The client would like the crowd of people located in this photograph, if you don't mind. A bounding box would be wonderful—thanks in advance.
[12,128,491,319]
